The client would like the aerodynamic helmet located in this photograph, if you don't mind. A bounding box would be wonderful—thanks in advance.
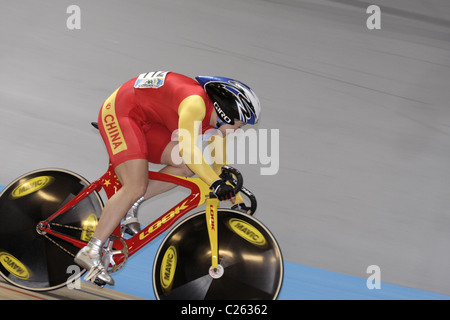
[195,76,261,128]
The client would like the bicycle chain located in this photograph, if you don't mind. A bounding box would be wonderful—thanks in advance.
[42,222,128,273]
[40,222,84,258]
[42,232,77,257]
[50,222,84,232]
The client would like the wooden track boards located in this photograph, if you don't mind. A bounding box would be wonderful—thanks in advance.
[0,277,145,300]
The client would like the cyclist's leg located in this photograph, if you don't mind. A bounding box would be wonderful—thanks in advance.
[75,158,149,285]
[144,140,194,199]
[77,92,151,283]
[141,123,194,199]
[94,158,149,242]
[122,131,194,235]
[95,91,153,240]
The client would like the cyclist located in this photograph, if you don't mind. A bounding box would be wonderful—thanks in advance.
[74,71,261,285]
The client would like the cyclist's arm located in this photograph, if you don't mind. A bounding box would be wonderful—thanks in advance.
[178,95,220,186]
[208,134,227,175]
[207,134,245,204]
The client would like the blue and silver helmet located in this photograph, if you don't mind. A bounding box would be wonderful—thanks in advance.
[195,76,261,127]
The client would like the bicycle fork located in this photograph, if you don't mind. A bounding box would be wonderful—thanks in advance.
[206,196,224,278]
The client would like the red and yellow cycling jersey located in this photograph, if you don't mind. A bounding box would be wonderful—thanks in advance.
[97,71,223,185]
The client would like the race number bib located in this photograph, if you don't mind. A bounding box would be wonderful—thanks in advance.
[134,71,169,89]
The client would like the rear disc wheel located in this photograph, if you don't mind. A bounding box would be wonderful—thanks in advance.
[0,169,103,291]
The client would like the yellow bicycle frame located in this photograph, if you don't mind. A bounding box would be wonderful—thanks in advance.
[174,176,221,271]
[206,197,220,270]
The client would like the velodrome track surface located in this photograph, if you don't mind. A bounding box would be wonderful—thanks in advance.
[1,0,450,300]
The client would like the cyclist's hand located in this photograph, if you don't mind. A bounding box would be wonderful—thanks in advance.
[211,179,235,201]
[231,202,252,215]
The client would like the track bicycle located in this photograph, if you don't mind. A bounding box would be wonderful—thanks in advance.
[0,159,283,299]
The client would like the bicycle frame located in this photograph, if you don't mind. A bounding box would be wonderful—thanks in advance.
[37,164,219,268]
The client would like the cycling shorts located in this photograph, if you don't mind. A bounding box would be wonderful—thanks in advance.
[97,87,172,168]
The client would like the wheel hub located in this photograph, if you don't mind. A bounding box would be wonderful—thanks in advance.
[36,221,49,235]
[209,264,224,279]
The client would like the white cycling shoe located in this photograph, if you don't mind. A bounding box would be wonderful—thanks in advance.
[74,237,115,286]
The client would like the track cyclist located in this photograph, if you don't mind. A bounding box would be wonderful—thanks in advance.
[74,71,262,285]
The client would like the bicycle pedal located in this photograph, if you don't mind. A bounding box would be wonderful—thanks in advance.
[120,219,141,236]
[93,278,106,288]
[84,264,114,286]
[84,267,99,283]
